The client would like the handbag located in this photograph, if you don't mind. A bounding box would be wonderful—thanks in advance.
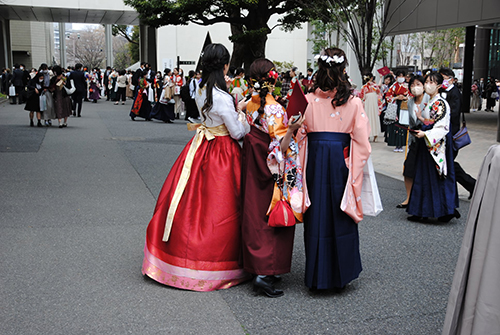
[452,112,471,151]
[361,156,383,216]
[9,85,16,96]
[64,79,76,95]
[399,108,409,126]
[39,94,47,111]
[268,197,296,227]
[384,102,398,122]
[491,91,499,99]
[268,164,296,228]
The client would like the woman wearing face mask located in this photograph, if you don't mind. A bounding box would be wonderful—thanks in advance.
[397,75,429,208]
[384,70,409,153]
[406,73,459,222]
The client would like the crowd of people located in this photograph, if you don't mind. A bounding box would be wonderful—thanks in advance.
[0,47,483,298]
[140,43,470,301]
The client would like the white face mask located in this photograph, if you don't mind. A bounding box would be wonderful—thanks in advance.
[411,86,424,97]
[424,83,438,95]
[397,77,405,83]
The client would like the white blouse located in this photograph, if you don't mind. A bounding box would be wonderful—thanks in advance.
[195,84,250,140]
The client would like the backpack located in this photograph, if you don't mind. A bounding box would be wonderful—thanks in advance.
[180,84,191,103]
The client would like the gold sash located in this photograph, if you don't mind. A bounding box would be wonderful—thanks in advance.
[162,123,230,241]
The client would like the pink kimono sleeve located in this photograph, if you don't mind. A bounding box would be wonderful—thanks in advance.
[341,100,372,223]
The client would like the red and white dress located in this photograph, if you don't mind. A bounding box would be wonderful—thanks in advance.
[359,81,382,140]
[142,85,251,291]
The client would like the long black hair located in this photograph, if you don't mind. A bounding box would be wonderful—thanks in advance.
[248,58,277,124]
[199,43,231,118]
[313,48,352,108]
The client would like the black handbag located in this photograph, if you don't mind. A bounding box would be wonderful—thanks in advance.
[452,112,471,151]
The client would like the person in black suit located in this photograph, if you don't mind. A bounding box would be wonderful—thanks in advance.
[439,68,476,200]
[69,63,87,117]
[103,66,111,101]
[10,64,25,104]
[478,77,485,111]
[131,62,145,98]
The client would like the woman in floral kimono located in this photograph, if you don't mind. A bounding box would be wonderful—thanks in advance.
[297,48,371,291]
[241,58,304,298]
[129,73,152,121]
[359,74,382,142]
[384,70,410,152]
[407,72,459,222]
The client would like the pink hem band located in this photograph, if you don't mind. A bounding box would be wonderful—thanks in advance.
[142,244,250,291]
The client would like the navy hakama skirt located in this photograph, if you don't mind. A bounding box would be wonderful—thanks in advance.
[407,132,459,218]
[304,132,362,289]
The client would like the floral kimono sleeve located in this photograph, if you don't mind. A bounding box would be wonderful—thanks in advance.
[340,99,372,223]
[422,99,450,176]
[265,103,304,221]
[385,83,397,104]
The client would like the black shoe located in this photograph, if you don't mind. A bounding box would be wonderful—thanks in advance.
[130,116,136,121]
[253,275,284,298]
[37,121,43,127]
[438,210,461,223]
[72,112,76,116]
[59,124,63,128]
[30,120,34,127]
[77,114,81,117]
[407,215,427,222]
[396,203,408,209]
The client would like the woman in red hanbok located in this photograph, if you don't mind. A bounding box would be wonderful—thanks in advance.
[142,44,251,291]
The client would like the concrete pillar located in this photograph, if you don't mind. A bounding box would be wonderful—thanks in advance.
[462,26,475,113]
[473,26,491,81]
[105,24,113,68]
[0,19,12,69]
[139,25,157,70]
[59,22,66,68]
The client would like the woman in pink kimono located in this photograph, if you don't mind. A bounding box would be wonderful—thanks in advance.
[297,48,371,291]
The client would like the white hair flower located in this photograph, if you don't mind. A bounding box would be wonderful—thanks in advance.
[254,82,260,89]
[317,54,344,65]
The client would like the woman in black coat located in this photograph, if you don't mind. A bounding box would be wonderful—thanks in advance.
[24,72,44,127]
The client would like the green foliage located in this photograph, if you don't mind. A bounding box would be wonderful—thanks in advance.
[124,0,311,67]
[307,19,337,54]
[272,60,295,73]
[128,26,140,63]
[425,28,465,68]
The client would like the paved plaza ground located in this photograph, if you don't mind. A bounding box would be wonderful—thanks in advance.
[0,98,498,334]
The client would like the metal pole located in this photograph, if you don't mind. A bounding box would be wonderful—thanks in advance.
[105,24,113,67]
[462,26,475,114]
[59,23,66,68]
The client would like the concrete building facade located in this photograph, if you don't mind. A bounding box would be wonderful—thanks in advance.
[10,21,54,69]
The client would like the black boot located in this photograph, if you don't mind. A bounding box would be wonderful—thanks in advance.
[30,119,34,127]
[37,120,42,127]
[253,275,284,298]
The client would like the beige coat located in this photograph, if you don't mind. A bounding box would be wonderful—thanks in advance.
[442,144,500,334]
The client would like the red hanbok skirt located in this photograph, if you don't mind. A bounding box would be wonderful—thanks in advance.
[142,134,250,291]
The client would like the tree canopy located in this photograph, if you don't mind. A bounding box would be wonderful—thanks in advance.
[124,0,309,68]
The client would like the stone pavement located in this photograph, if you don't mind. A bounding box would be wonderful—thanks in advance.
[0,99,497,334]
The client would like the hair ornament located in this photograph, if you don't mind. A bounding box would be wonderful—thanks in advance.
[315,54,344,65]
[254,82,260,89]
[268,69,279,80]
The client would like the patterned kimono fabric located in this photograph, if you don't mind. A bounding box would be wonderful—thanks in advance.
[298,90,371,290]
[130,78,151,120]
[384,82,409,147]
[407,96,458,218]
[241,94,303,276]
